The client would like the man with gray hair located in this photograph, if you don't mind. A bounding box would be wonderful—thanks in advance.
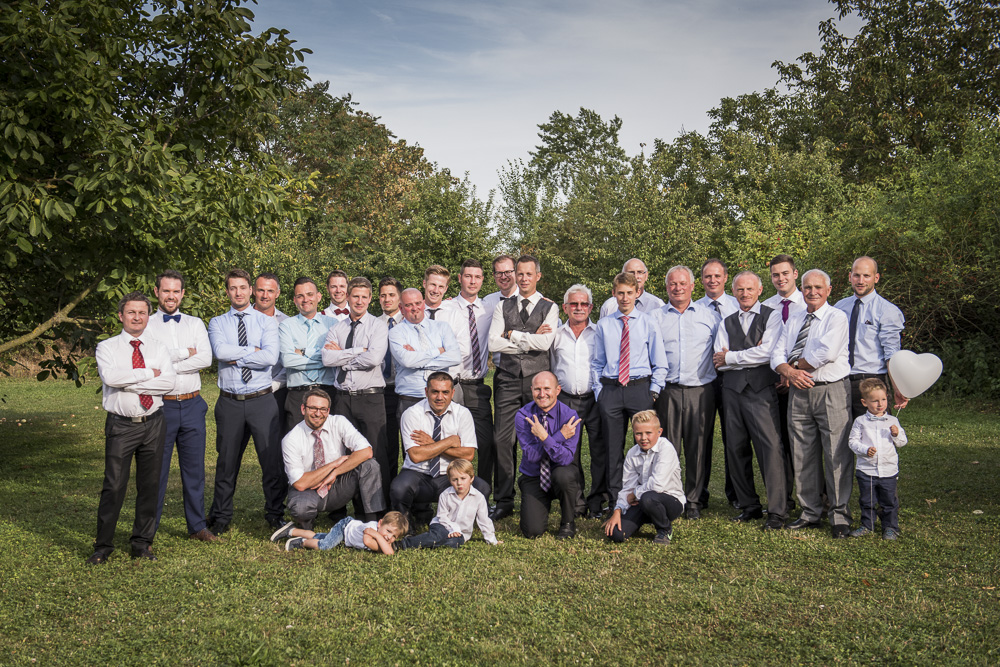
[598,258,665,319]
[771,269,853,538]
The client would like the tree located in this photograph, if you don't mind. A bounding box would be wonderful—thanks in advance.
[0,0,309,379]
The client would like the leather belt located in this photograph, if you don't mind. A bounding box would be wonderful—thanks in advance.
[163,390,200,401]
[849,373,884,381]
[335,387,384,396]
[600,376,650,387]
[811,378,848,387]
[560,390,593,400]
[220,387,273,401]
[290,384,324,391]
[112,411,162,423]
[457,378,485,385]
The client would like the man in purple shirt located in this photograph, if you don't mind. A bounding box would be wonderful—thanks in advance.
[515,371,583,540]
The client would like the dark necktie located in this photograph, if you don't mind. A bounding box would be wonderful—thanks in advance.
[130,340,153,410]
[781,298,791,323]
[520,298,530,324]
[538,412,551,492]
[383,317,396,380]
[788,313,816,364]
[235,313,251,383]
[711,300,721,316]
[849,298,861,368]
[428,308,438,320]
[163,313,180,323]
[432,412,442,441]
[337,319,359,385]
[469,304,482,376]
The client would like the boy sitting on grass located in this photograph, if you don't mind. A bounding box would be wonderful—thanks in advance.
[273,511,408,554]
[603,410,685,545]
[399,459,501,549]
[848,378,908,540]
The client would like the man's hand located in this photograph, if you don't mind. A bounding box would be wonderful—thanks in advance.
[297,347,308,354]
[713,348,728,368]
[796,359,816,372]
[411,429,435,446]
[603,509,622,537]
[152,368,161,377]
[535,324,552,335]
[866,446,877,458]
[448,531,462,538]
[783,367,815,389]
[626,492,638,506]
[560,416,581,439]
[438,346,446,353]
[187,347,198,357]
[403,344,415,352]
[526,414,548,441]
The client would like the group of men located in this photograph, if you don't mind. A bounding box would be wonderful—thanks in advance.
[87,251,905,563]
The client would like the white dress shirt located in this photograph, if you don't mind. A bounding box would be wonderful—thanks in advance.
[321,303,351,324]
[431,486,498,544]
[281,414,372,485]
[400,399,477,477]
[441,294,491,380]
[763,289,806,325]
[695,293,740,322]
[713,303,784,371]
[487,291,559,354]
[616,437,686,513]
[771,302,850,382]
[96,331,177,417]
[598,291,666,319]
[482,290,518,364]
[849,411,907,477]
[550,321,598,395]
[145,309,211,395]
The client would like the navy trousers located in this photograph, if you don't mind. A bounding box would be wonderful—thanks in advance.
[155,395,209,534]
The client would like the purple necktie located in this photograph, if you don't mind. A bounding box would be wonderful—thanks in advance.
[781,299,791,323]
[539,412,551,492]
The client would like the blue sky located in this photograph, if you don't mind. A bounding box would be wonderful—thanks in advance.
[249,0,857,196]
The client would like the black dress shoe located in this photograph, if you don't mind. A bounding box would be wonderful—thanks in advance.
[131,547,157,561]
[831,524,851,539]
[555,522,576,540]
[685,506,701,520]
[785,518,821,530]
[266,515,287,531]
[208,520,230,535]
[760,516,785,531]
[586,507,606,520]
[488,505,513,522]
[85,552,108,565]
[731,508,764,523]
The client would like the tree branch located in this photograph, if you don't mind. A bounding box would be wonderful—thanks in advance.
[0,276,104,355]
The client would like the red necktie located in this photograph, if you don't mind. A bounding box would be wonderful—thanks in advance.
[130,340,153,411]
[618,315,630,386]
[312,429,328,498]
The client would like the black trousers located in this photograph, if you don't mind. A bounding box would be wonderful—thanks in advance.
[655,383,715,509]
[94,411,166,556]
[455,380,494,492]
[384,385,401,481]
[710,375,737,504]
[596,380,654,505]
[491,371,535,508]
[396,393,422,421]
[333,391,389,502]
[389,469,491,523]
[850,373,888,420]
[609,492,684,542]
[560,391,603,514]
[518,466,582,537]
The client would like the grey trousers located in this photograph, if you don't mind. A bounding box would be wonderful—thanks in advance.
[286,458,386,529]
[655,383,715,509]
[788,379,853,527]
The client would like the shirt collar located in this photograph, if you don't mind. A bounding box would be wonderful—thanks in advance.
[742,302,762,316]
[858,290,878,306]
[456,294,483,309]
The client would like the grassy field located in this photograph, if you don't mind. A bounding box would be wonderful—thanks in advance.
[0,376,997,665]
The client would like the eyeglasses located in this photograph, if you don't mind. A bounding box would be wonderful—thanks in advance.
[566,302,591,308]
[494,270,514,277]
[627,270,648,276]
[304,404,330,413]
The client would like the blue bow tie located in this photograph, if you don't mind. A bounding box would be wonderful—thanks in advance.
[163,314,181,323]
[866,413,888,422]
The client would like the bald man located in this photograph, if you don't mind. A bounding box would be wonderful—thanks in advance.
[598,258,665,319]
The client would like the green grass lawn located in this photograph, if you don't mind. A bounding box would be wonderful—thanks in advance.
[0,377,997,665]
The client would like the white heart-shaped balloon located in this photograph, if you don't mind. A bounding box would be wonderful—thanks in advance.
[888,350,943,399]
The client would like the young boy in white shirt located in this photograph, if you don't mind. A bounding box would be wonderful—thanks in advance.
[274,511,408,554]
[603,410,686,545]
[848,378,908,540]
[399,460,501,549]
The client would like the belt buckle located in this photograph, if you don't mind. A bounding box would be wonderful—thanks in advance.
[130,416,145,423]
[235,393,248,401]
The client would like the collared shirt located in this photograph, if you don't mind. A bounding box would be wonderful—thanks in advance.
[322,312,388,391]
[431,486,498,545]
[145,309,212,395]
[695,293,740,322]
[96,331,177,417]
[834,290,905,374]
[591,309,668,397]
[279,312,336,388]
[389,318,461,399]
[616,437,686,512]
[400,399,477,477]
[379,311,404,384]
[515,400,580,476]
[487,290,559,355]
[771,301,851,382]
[482,290,519,365]
[550,321,598,395]
[714,302,784,371]
[281,414,372,485]
[208,306,279,394]
[849,411,907,477]
[651,301,718,386]
[321,303,351,323]
[256,307,289,386]
[762,289,806,325]
[598,290,666,319]
[441,294,491,380]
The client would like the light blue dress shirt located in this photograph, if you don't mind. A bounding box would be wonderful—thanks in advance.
[388,318,461,398]
[833,290,904,374]
[208,307,279,394]
[279,312,336,387]
[590,309,668,397]
[652,302,719,386]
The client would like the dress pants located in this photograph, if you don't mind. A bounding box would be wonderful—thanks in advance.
[399,522,465,549]
[596,380,654,507]
[788,379,853,527]
[855,470,899,532]
[776,386,797,510]
[286,459,386,529]
[333,391,389,502]
[454,380,494,496]
[208,393,287,526]
[389,469,490,523]
[384,385,401,481]
[155,395,209,534]
[491,370,536,509]
[559,392,600,515]
[238,385,290,454]
[710,376,738,505]
[656,383,715,509]
[396,394,422,421]
[609,492,684,542]
[721,384,789,519]
[94,411,166,556]
[518,466,582,538]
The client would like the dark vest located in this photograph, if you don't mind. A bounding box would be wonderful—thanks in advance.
[721,305,779,393]
[497,296,554,378]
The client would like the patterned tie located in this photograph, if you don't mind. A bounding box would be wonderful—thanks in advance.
[781,299,791,323]
[432,412,443,441]
[130,340,153,411]
[416,323,432,351]
[312,429,328,498]
[711,300,721,316]
[848,298,861,368]
[520,298,530,324]
[788,313,816,364]
[163,313,180,323]
[538,412,551,492]
[468,304,482,376]
[618,315,631,385]
[235,313,251,383]
[337,319,360,385]
[383,317,396,381]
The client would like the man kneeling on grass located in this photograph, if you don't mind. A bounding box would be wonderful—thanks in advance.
[603,410,686,545]
[273,510,408,555]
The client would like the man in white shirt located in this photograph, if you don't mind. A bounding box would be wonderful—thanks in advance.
[378,277,405,481]
[321,269,350,322]
[248,272,290,435]
[422,264,451,321]
[278,389,385,531]
[88,292,176,564]
[482,254,519,368]
[772,269,853,538]
[146,270,217,543]
[598,258,665,319]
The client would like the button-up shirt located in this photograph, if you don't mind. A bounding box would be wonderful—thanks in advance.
[431,486,498,545]
[281,414,372,485]
[652,301,718,386]
[400,399,477,477]
[598,290,666,319]
[482,290,519,365]
[849,411,907,477]
[279,312,336,388]
[834,290,905,374]
[763,289,806,325]
[695,293,740,322]
[96,331,177,417]
[441,294,491,380]
[208,306,279,394]
[379,311,404,385]
[550,322,598,395]
[255,307,289,387]
[616,437,686,512]
[771,302,850,382]
[321,303,351,323]
[322,313,388,391]
[488,291,559,355]
[714,302,784,371]
[592,309,668,397]
[515,400,580,477]
[145,309,211,395]
[389,318,461,399]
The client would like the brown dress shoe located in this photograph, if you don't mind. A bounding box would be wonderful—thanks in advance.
[189,528,220,542]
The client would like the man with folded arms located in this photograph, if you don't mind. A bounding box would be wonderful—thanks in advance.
[280,277,336,430]
[378,276,405,480]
